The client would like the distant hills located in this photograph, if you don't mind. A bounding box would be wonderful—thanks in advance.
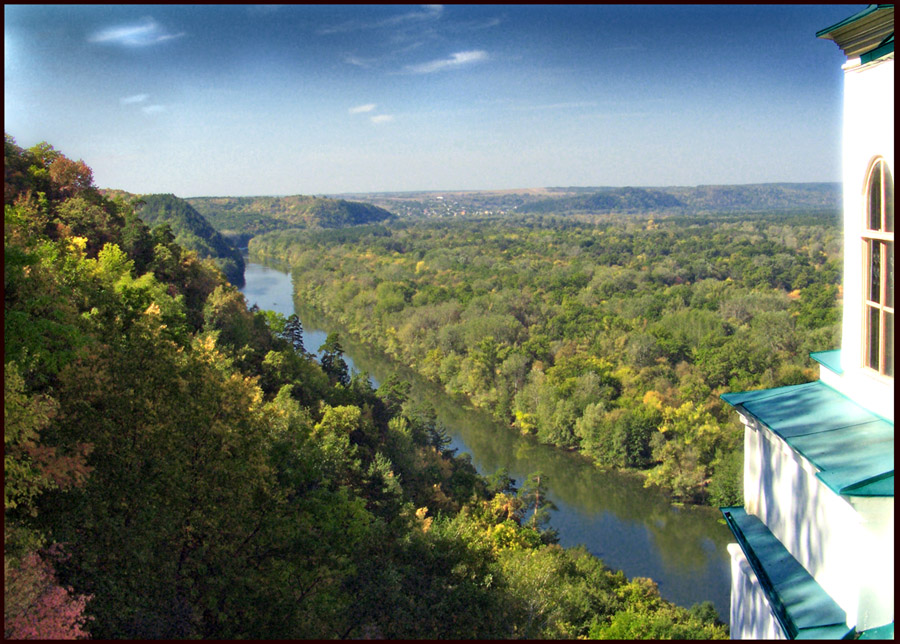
[99,191,397,285]
[517,183,841,215]
[187,195,396,246]
[132,194,246,286]
[98,183,841,285]
[519,187,684,214]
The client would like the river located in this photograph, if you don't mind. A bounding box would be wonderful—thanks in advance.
[240,259,733,621]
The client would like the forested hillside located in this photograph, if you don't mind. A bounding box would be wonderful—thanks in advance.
[516,183,841,215]
[5,135,727,639]
[250,210,842,507]
[130,193,246,286]
[187,195,396,247]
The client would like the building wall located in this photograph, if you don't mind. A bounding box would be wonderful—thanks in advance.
[837,55,894,422]
[742,416,862,626]
[727,543,787,639]
[846,494,895,631]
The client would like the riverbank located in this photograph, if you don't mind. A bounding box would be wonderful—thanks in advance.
[241,258,734,620]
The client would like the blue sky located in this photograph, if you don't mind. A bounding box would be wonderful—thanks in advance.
[4,4,862,197]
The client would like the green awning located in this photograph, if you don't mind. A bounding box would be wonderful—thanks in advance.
[810,349,843,375]
[817,4,894,60]
[721,381,894,497]
[721,507,853,639]
[816,5,891,39]
[858,622,895,639]
[861,33,894,64]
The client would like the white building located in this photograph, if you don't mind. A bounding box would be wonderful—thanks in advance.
[721,5,893,640]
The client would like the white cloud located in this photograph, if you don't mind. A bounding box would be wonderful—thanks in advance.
[349,103,377,114]
[514,101,598,111]
[120,93,149,105]
[371,114,394,124]
[343,54,375,68]
[318,5,443,35]
[404,50,487,74]
[141,104,166,114]
[89,17,184,47]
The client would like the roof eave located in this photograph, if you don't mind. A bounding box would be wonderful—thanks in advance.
[816,4,891,39]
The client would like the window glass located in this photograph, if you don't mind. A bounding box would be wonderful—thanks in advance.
[886,312,894,378]
[870,165,882,230]
[870,240,881,303]
[888,242,894,309]
[868,307,881,369]
[886,165,894,233]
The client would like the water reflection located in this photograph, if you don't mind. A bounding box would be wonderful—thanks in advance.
[297,304,733,619]
[243,262,732,620]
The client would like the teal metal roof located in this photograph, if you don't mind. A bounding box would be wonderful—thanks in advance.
[721,507,853,640]
[810,349,843,375]
[816,5,891,39]
[817,4,894,60]
[721,380,894,497]
[858,622,895,639]
[861,32,894,63]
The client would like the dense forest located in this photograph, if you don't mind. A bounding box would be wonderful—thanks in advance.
[334,182,841,220]
[114,192,246,287]
[187,194,396,247]
[5,135,729,638]
[516,183,841,215]
[249,208,842,507]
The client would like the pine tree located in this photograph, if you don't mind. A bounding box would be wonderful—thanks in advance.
[282,314,305,355]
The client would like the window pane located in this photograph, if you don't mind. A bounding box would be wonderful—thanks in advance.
[870,164,882,230]
[886,164,894,233]
[888,242,894,309]
[868,306,881,369]
[870,240,881,303]
[885,312,894,377]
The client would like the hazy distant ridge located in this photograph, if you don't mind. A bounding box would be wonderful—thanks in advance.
[518,182,841,214]
[187,195,396,244]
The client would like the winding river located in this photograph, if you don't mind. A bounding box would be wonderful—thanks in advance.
[241,259,733,621]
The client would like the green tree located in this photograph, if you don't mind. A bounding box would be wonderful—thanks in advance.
[319,332,350,386]
[281,313,306,355]
[518,472,557,531]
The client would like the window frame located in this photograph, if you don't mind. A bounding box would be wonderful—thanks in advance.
[861,158,894,379]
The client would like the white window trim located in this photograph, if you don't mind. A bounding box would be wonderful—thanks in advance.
[861,158,894,379]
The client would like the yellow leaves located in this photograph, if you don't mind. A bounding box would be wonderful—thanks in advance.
[235,373,263,409]
[314,403,362,437]
[415,260,427,274]
[642,390,664,410]
[487,522,521,552]
[67,236,87,257]
[193,333,222,363]
[143,302,162,317]
[515,410,537,435]
[415,506,433,533]
[486,520,542,554]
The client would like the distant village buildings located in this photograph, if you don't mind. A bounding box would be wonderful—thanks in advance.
[720,4,893,640]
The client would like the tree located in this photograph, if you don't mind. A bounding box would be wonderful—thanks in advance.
[319,332,350,386]
[518,471,557,531]
[281,313,306,355]
[4,549,93,640]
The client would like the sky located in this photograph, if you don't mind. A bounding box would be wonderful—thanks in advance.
[5,4,864,197]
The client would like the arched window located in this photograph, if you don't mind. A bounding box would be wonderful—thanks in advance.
[863,159,894,377]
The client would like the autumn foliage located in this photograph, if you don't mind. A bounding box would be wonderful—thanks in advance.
[4,549,92,640]
[3,135,727,639]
